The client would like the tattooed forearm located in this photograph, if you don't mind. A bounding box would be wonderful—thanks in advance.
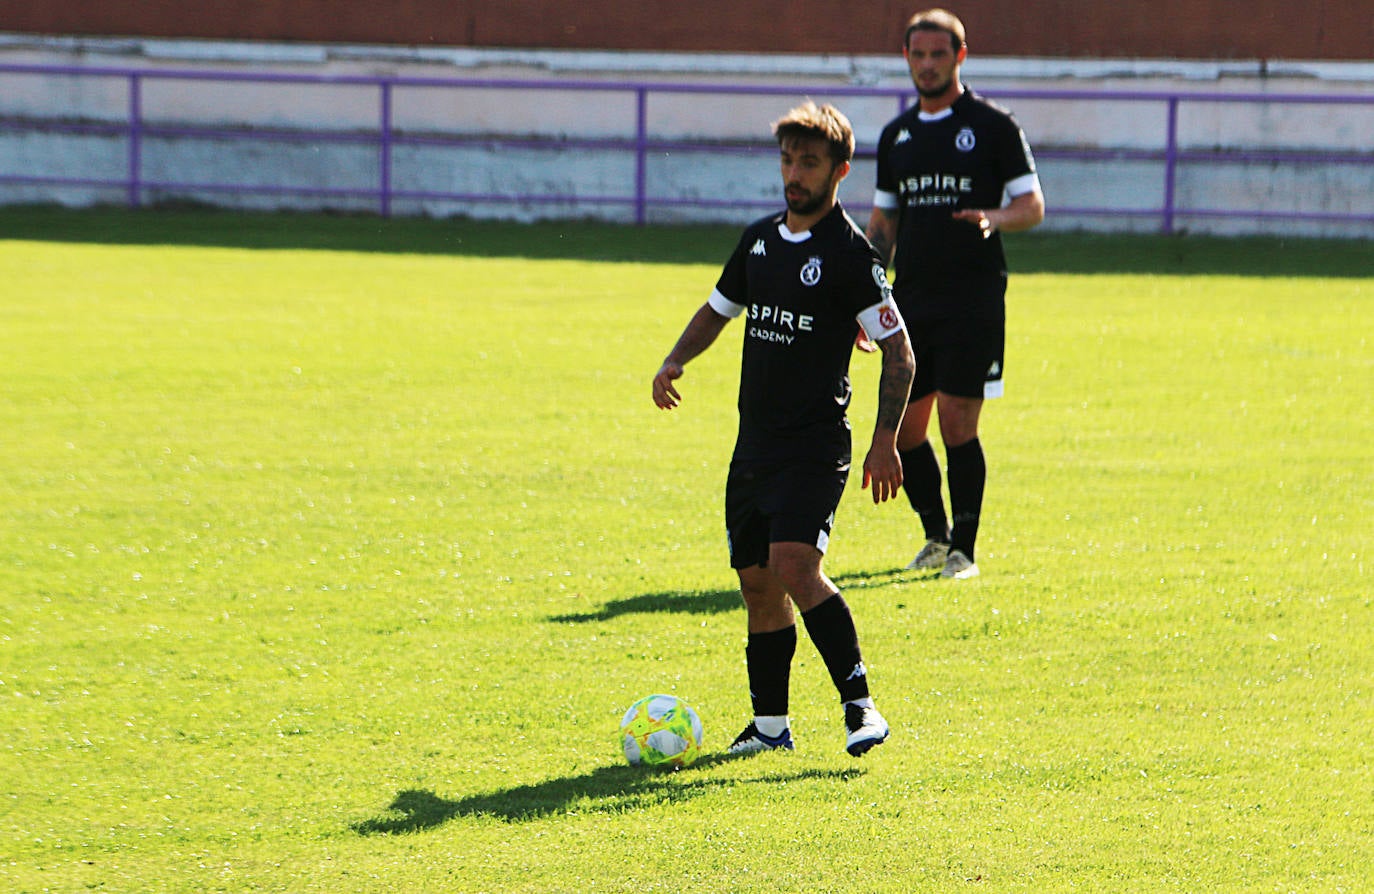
[874,332,915,433]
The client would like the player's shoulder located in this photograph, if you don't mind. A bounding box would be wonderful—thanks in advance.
[825,205,885,261]
[957,87,1020,124]
[740,211,785,241]
[879,105,923,140]
[731,211,785,254]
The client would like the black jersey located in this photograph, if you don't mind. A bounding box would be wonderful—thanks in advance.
[710,203,900,468]
[875,87,1037,320]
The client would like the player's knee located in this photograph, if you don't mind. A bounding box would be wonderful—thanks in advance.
[767,546,824,595]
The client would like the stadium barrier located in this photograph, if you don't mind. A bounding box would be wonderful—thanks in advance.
[1,62,1371,236]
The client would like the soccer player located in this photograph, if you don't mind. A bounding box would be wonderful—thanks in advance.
[867,8,1045,580]
[652,101,915,757]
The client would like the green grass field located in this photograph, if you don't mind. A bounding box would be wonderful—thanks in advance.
[1,207,1370,892]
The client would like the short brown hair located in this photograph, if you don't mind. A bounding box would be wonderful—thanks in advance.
[903,8,966,52]
[771,100,855,165]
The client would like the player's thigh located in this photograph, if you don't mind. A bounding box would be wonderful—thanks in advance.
[763,463,848,556]
[931,326,1004,401]
[935,393,983,445]
[898,392,936,450]
[724,466,771,571]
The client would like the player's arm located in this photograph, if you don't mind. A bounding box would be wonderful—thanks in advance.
[855,297,915,503]
[865,205,899,268]
[951,186,1045,237]
[861,328,915,503]
[857,206,901,354]
[652,301,731,410]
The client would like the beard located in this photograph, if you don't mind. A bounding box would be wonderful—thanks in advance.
[916,72,955,98]
[785,187,828,216]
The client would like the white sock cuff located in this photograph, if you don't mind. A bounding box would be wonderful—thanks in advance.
[754,715,790,737]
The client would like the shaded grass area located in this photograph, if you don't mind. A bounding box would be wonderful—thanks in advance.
[0,203,1370,276]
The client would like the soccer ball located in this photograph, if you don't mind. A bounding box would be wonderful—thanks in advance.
[619,694,704,768]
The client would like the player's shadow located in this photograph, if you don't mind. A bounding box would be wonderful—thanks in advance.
[547,569,910,624]
[547,587,739,623]
[352,760,862,832]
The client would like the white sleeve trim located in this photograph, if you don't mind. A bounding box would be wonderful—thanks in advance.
[708,288,746,319]
[1006,172,1041,198]
[873,189,900,210]
[856,300,905,342]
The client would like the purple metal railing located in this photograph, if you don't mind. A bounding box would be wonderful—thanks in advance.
[1,62,1371,232]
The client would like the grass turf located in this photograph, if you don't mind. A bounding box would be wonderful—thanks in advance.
[0,206,1370,892]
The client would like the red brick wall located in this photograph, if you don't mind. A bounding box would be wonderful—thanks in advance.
[0,0,1367,60]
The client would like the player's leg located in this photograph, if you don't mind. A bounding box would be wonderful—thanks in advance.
[933,322,1000,579]
[728,564,797,753]
[767,465,888,755]
[936,393,984,578]
[770,542,864,702]
[725,466,796,754]
[769,541,889,756]
[898,347,951,569]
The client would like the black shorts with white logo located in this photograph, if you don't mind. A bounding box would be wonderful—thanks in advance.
[910,319,1005,401]
[724,461,849,570]
[901,277,1006,401]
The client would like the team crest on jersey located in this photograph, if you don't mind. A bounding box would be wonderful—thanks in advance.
[955,126,976,152]
[800,255,823,286]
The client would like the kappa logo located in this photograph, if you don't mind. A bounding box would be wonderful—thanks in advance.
[987,361,1001,377]
[955,126,976,152]
[750,239,767,256]
[846,661,868,681]
[800,255,823,286]
[895,128,911,145]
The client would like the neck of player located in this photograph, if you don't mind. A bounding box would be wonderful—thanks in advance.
[786,199,835,235]
[919,81,963,115]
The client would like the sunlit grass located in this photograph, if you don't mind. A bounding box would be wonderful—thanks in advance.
[0,209,1370,892]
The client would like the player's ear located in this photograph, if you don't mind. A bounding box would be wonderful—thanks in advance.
[833,159,851,183]
[956,44,968,64]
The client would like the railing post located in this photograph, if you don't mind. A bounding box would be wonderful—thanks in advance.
[379,80,393,218]
[1162,95,1180,234]
[634,86,647,226]
[128,73,142,209]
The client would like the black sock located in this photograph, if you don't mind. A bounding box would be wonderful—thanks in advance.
[800,593,870,704]
[899,441,950,542]
[946,438,986,562]
[746,626,796,717]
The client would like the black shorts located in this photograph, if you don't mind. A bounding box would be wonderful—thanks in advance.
[724,462,848,569]
[909,318,1005,401]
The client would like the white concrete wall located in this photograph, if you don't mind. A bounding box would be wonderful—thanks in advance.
[1,34,1371,237]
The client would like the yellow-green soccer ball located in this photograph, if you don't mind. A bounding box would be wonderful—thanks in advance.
[619,694,704,768]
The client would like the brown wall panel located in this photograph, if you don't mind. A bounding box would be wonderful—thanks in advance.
[0,1,1368,60]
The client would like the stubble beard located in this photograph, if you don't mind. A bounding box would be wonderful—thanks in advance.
[785,187,828,217]
[916,73,955,99]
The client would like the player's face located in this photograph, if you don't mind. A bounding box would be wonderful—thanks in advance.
[904,29,964,98]
[779,136,842,216]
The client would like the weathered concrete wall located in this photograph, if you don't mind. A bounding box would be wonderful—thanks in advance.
[1,38,1371,237]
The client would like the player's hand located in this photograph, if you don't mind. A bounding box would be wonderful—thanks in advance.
[652,361,685,409]
[861,447,904,504]
[952,208,995,238]
[855,331,878,353]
